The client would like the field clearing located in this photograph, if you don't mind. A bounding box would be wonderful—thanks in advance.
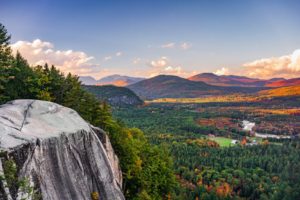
[209,137,236,147]
[147,95,257,103]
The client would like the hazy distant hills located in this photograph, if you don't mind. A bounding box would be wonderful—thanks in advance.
[80,73,300,100]
[265,78,300,87]
[127,75,265,99]
[79,75,145,86]
[79,76,98,85]
[83,85,143,107]
[188,73,298,87]
[188,73,265,87]
[81,73,300,88]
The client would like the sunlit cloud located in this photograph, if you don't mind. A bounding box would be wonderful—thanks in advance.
[148,65,192,78]
[214,67,229,75]
[150,56,168,67]
[147,56,193,77]
[11,39,101,77]
[243,49,300,78]
[148,65,182,77]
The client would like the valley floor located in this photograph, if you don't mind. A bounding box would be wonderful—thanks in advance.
[113,96,300,199]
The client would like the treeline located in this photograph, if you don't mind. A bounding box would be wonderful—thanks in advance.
[0,23,176,199]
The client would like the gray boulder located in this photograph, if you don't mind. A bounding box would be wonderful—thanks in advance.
[0,100,124,200]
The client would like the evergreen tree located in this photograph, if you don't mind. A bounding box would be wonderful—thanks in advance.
[0,23,177,200]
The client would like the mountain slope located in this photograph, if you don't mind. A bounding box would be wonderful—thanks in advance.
[127,75,264,99]
[83,85,143,107]
[265,78,300,87]
[259,85,300,97]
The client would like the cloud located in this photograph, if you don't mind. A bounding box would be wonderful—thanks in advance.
[104,56,112,61]
[150,56,168,67]
[164,66,183,73]
[243,49,300,78]
[103,51,123,61]
[160,42,192,50]
[161,42,175,49]
[11,39,100,77]
[148,65,184,77]
[147,56,192,77]
[181,42,192,50]
[116,51,122,56]
[133,57,141,65]
[214,67,229,75]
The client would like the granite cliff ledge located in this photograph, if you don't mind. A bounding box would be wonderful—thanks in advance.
[0,100,124,200]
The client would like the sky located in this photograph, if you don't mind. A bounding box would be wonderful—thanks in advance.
[1,0,300,79]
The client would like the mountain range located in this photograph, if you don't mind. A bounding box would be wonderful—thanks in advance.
[188,73,299,87]
[81,73,300,88]
[127,75,265,99]
[79,75,145,86]
[80,73,300,100]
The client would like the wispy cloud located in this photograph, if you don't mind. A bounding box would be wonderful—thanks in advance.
[103,56,112,61]
[161,42,175,49]
[180,42,192,50]
[133,57,141,64]
[103,51,123,61]
[160,42,192,50]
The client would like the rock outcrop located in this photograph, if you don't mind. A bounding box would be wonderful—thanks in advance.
[83,85,143,107]
[0,100,124,200]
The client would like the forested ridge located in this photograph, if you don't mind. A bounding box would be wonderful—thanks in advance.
[83,85,143,107]
[0,23,176,200]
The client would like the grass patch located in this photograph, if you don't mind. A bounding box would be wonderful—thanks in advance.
[209,137,236,147]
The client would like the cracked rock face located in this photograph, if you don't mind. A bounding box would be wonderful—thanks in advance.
[0,100,124,200]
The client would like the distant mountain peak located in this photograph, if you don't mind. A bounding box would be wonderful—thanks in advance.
[79,74,145,86]
[189,73,264,87]
[201,72,218,76]
[79,76,97,85]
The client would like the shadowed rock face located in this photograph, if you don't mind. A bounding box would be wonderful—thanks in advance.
[0,100,124,200]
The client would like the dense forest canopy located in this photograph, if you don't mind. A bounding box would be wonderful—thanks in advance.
[0,23,176,200]
[114,101,300,199]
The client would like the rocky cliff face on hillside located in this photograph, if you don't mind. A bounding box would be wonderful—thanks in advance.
[0,100,124,200]
[83,85,143,107]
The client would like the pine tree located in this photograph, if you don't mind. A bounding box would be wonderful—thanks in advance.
[0,23,14,103]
